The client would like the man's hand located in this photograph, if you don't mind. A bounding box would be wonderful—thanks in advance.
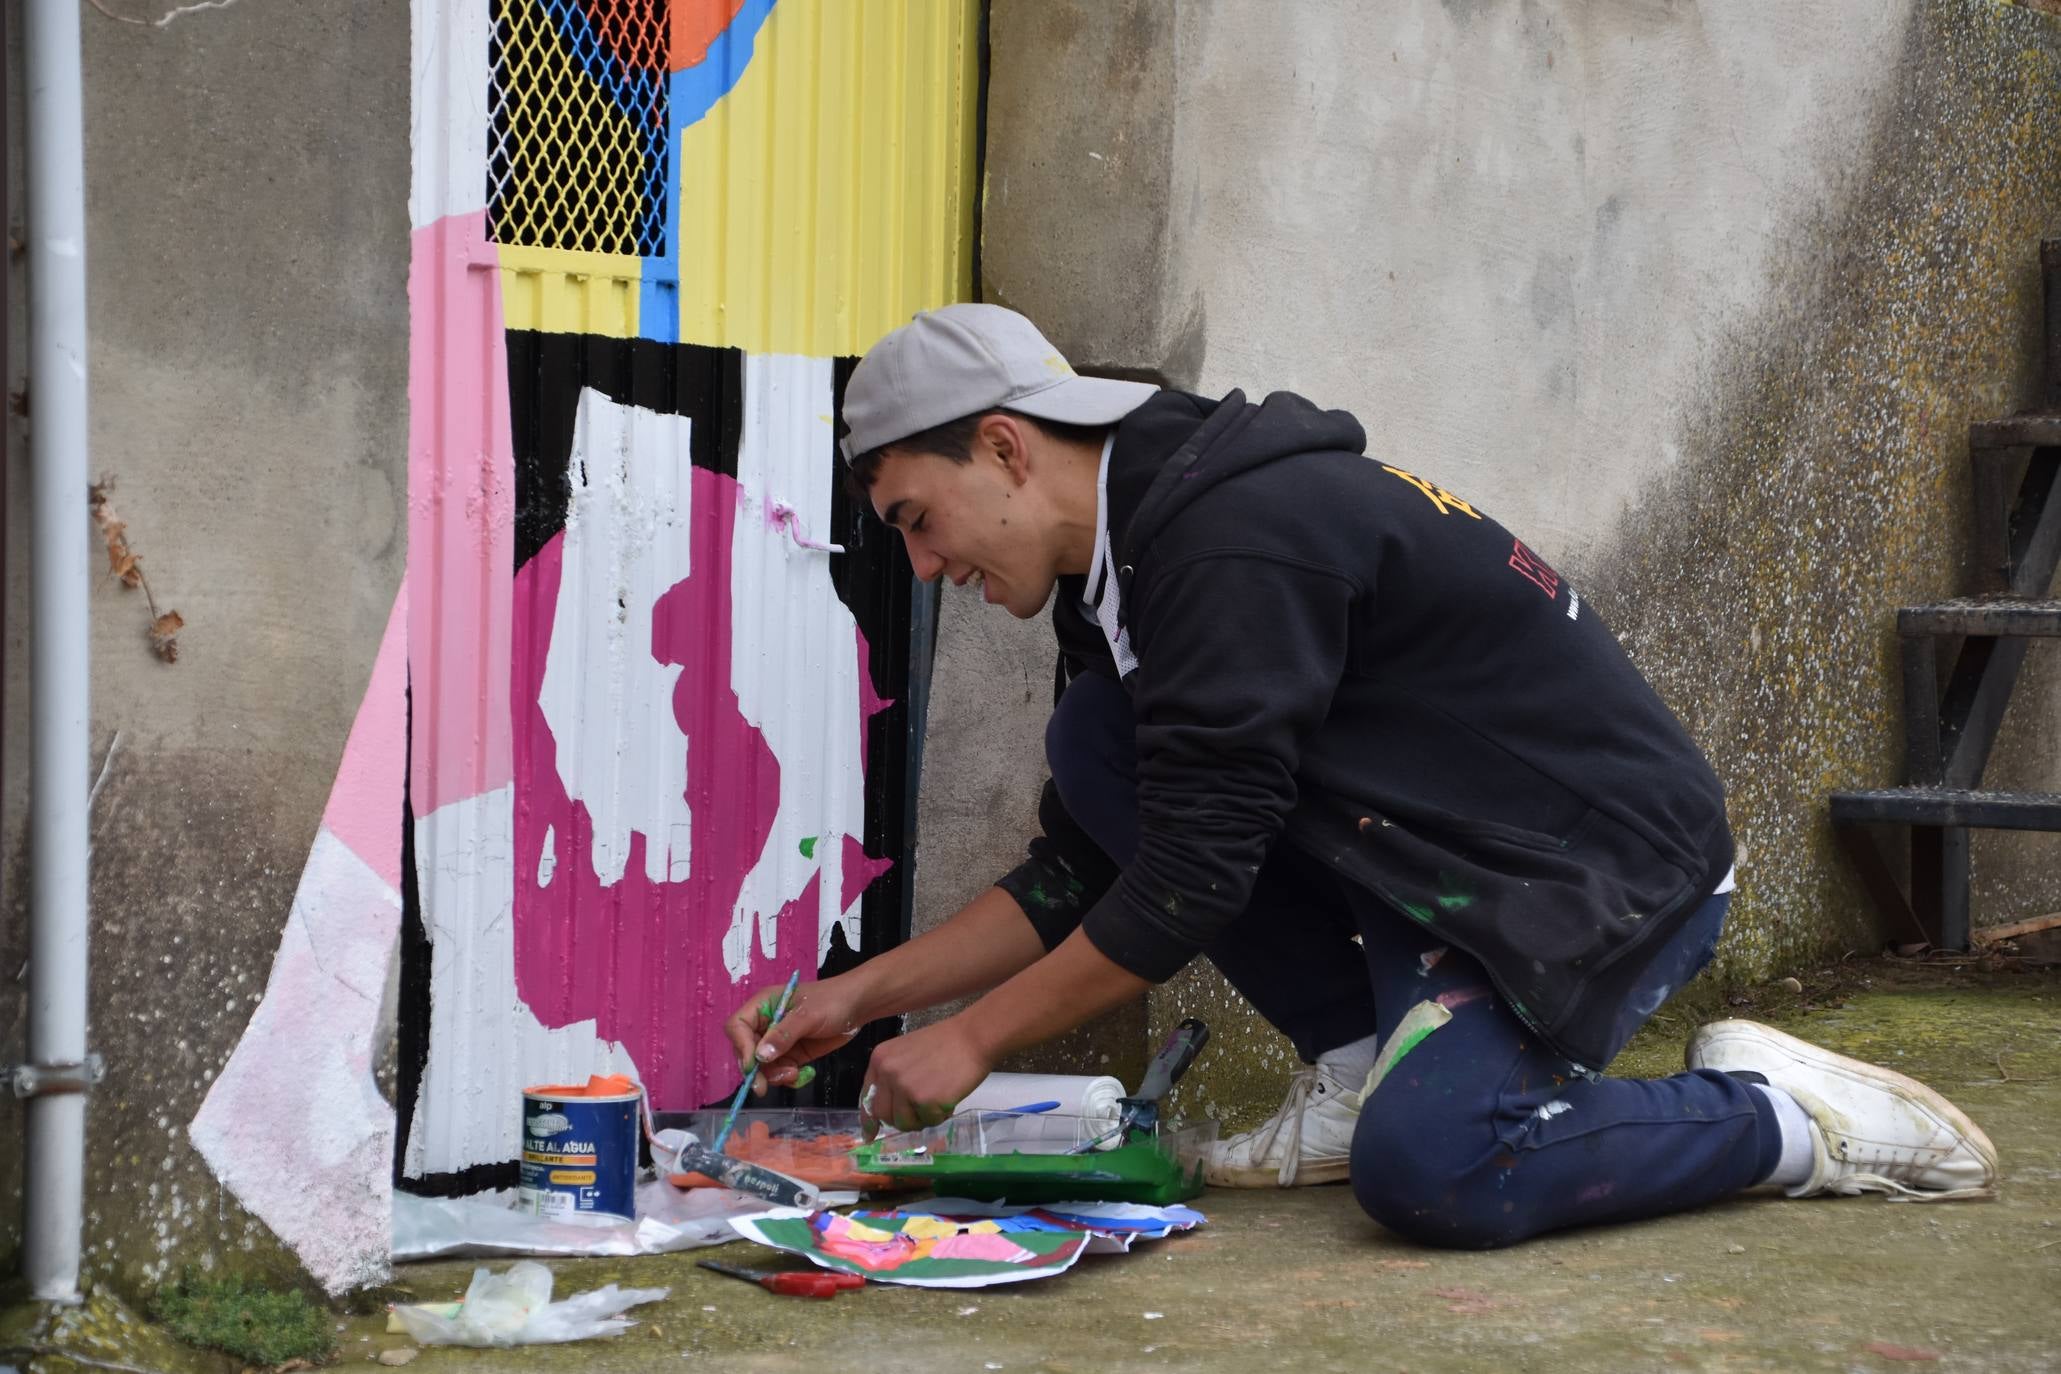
[722,976,867,1097]
[859,1018,995,1138]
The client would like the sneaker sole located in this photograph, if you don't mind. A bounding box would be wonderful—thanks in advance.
[1686,1019,1998,1185]
[1204,1157,1352,1189]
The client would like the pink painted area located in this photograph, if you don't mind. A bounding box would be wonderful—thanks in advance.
[513,466,825,1110]
[840,833,893,913]
[322,584,409,891]
[854,625,893,772]
[407,211,513,814]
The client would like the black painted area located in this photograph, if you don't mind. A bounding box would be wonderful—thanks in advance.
[507,331,744,566]
[806,353,919,1112]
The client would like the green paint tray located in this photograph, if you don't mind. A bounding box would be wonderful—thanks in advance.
[849,1112,1216,1205]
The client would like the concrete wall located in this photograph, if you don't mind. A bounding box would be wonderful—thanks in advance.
[966,0,2061,1125]
[0,3,411,1290]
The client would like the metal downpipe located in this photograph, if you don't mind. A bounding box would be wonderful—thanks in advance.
[20,0,94,1304]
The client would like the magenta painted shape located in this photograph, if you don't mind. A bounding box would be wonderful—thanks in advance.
[407,212,513,814]
[513,466,830,1110]
[840,834,894,914]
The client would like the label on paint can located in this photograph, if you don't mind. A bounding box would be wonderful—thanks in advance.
[518,1085,640,1221]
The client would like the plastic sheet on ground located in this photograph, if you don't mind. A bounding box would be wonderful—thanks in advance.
[392,1179,860,1262]
[389,1259,666,1347]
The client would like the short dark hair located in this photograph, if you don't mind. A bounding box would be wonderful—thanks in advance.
[842,409,1110,504]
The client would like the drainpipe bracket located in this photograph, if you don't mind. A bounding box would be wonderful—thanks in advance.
[9,1054,104,1099]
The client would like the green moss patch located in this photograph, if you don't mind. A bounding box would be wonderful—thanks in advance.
[152,1272,335,1367]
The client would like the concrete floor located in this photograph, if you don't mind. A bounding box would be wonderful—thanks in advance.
[327,957,2061,1374]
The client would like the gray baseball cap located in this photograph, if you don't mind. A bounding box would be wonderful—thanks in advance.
[839,303,1160,463]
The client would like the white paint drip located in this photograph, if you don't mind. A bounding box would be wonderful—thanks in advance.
[537,823,556,888]
[188,828,400,1294]
[725,354,873,977]
[150,0,243,27]
[538,389,696,887]
[403,786,640,1178]
[1532,1099,1575,1121]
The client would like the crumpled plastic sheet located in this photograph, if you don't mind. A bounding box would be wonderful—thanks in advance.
[390,1259,667,1347]
[391,1178,860,1262]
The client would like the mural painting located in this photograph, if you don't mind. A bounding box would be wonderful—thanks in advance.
[189,0,978,1290]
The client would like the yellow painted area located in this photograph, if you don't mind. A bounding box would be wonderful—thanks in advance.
[669,0,981,355]
[548,1169,598,1184]
[498,244,643,337]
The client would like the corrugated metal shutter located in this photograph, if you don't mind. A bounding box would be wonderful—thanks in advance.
[398,0,978,1186]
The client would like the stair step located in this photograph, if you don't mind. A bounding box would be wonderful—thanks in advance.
[1830,787,2061,831]
[1969,413,2061,448]
[1898,597,2061,637]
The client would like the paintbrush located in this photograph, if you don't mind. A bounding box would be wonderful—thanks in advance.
[714,969,801,1153]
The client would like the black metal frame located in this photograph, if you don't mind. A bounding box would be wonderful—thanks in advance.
[1831,240,2061,950]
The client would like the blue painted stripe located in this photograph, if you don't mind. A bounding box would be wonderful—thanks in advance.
[639,0,781,341]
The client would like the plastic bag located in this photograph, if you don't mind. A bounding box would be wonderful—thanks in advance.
[390,1260,669,1347]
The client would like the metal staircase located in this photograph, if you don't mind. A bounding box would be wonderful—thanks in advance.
[1831,240,2061,950]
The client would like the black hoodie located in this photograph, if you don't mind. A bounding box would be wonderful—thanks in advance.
[996,389,1734,1070]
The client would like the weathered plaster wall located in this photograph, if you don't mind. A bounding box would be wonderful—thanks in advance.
[973,0,2061,1124]
[0,2,411,1289]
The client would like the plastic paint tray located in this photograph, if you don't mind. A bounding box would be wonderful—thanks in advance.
[850,1112,1217,1205]
[670,1109,924,1193]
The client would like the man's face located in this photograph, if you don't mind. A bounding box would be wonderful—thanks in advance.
[868,425,1058,620]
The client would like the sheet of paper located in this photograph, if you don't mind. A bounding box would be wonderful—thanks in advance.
[726,1198,1206,1284]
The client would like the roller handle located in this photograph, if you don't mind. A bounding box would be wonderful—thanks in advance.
[1134,1018,1210,1105]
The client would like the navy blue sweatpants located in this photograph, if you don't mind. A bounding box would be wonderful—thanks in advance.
[1047,671,1780,1248]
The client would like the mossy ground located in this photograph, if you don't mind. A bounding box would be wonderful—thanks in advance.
[151,1271,337,1367]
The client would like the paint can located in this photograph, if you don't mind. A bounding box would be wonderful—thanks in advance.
[518,1078,642,1221]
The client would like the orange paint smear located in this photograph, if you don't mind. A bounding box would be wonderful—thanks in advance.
[667,1120,913,1191]
[671,0,749,71]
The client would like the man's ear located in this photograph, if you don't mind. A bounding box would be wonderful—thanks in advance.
[975,413,1033,484]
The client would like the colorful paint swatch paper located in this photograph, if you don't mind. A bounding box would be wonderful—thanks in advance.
[727,1199,1207,1284]
[727,1208,1091,1289]
[900,1198,1207,1255]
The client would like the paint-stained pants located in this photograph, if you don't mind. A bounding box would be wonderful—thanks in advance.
[1046,671,1781,1249]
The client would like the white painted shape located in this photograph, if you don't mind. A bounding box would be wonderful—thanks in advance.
[538,388,697,888]
[403,785,640,1178]
[538,823,556,888]
[726,353,871,976]
[410,0,491,227]
[188,827,400,1294]
[669,820,692,881]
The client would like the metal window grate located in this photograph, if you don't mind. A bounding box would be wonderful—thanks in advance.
[487,0,670,256]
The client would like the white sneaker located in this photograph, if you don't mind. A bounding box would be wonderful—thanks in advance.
[1686,1020,1997,1201]
[1204,1063,1363,1187]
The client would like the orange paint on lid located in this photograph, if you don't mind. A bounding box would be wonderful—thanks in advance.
[525,1073,639,1099]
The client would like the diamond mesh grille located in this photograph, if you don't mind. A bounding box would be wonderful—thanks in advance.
[487,0,670,256]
